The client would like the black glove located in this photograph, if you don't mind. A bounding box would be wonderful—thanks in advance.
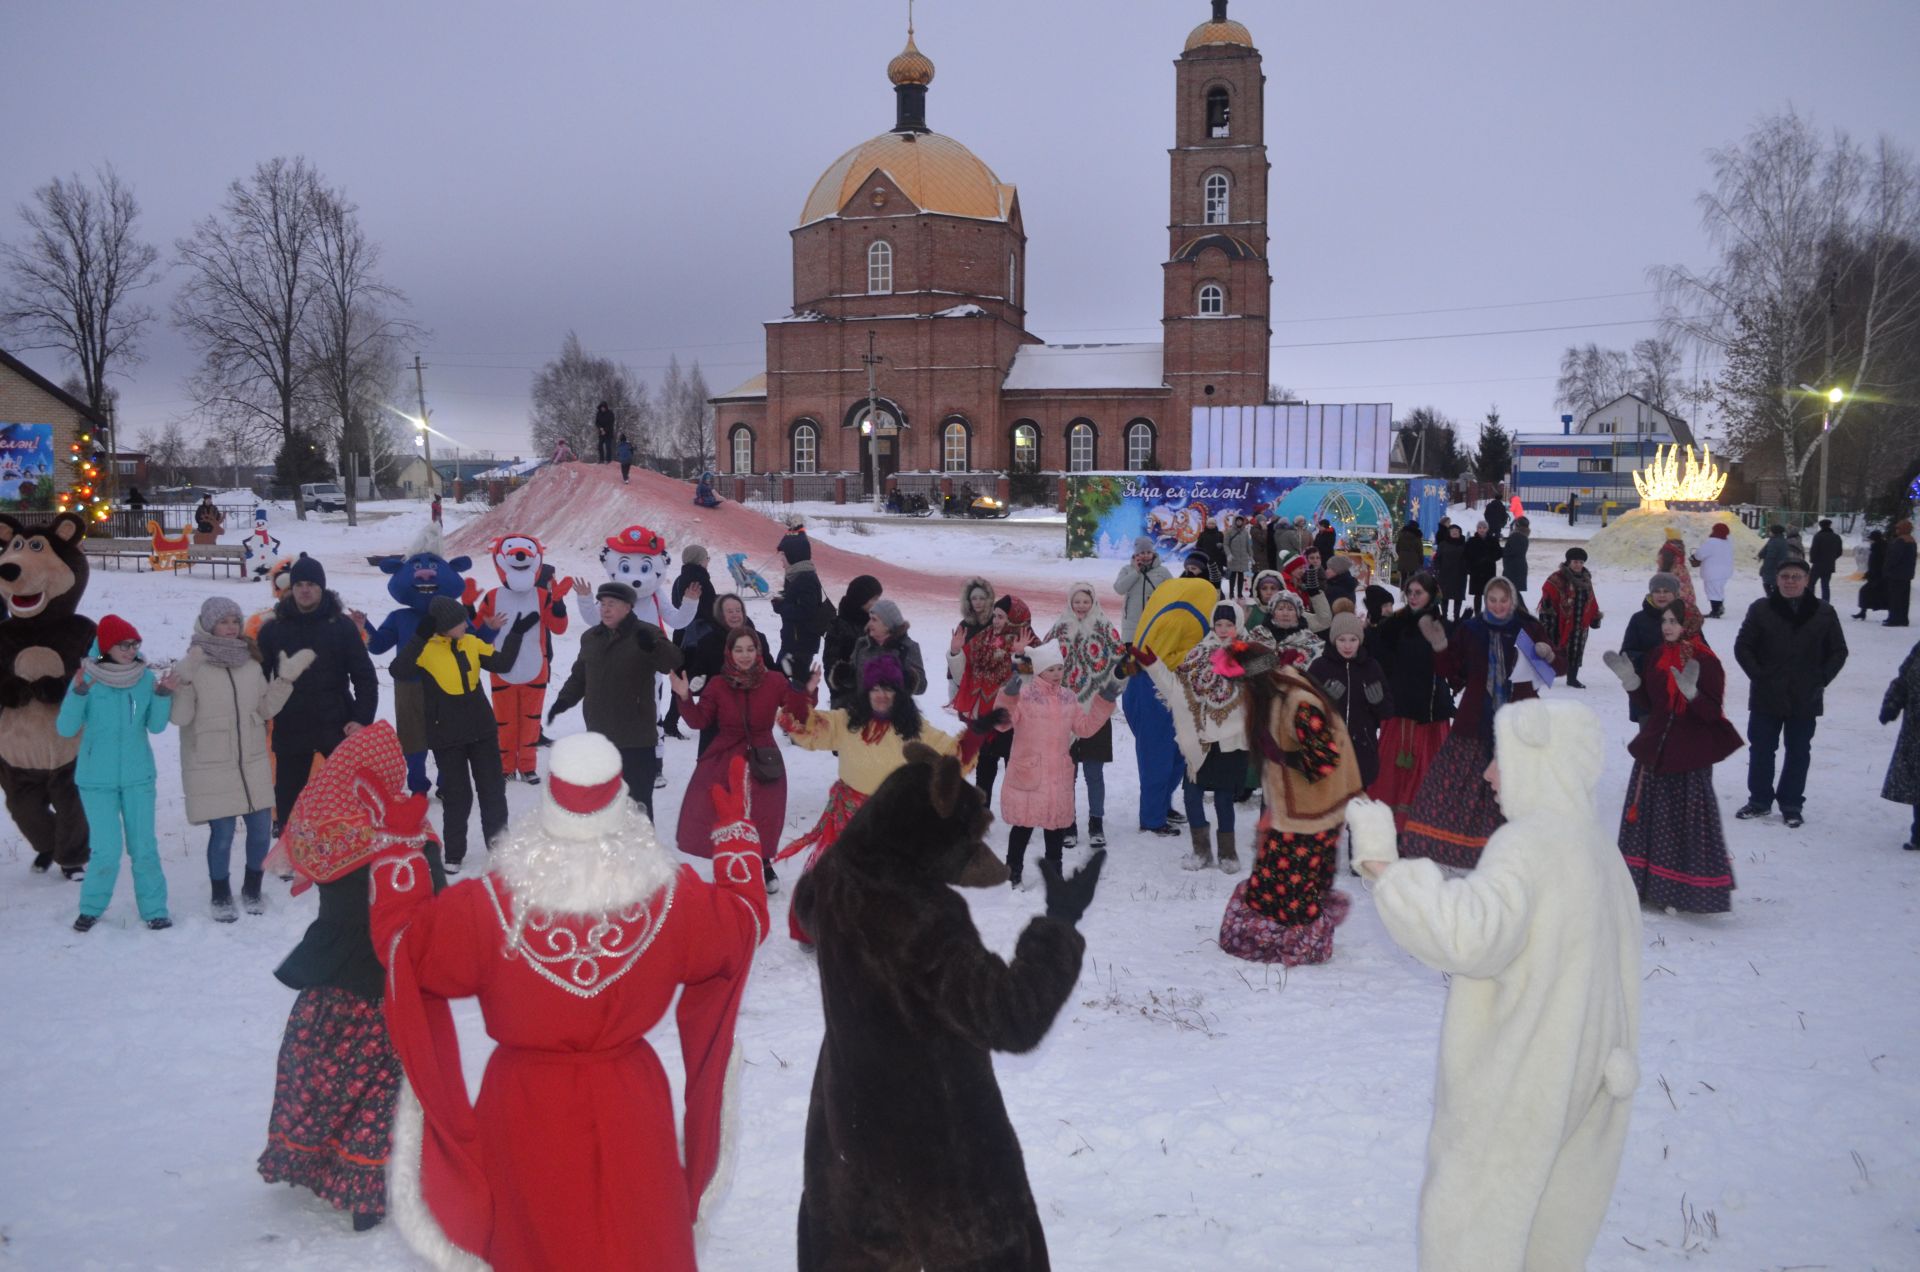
[1883,702,1902,726]
[547,702,562,724]
[966,707,1012,734]
[512,611,541,635]
[1039,849,1106,925]
[632,623,657,650]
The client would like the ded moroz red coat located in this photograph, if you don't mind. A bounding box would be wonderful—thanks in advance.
[369,736,768,1271]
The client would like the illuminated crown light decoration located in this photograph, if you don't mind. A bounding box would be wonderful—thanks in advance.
[1632,443,1729,512]
[55,427,114,523]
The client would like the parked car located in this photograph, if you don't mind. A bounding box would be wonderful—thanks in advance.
[299,482,346,514]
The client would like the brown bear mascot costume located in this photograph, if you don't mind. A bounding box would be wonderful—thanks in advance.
[792,742,1104,1271]
[0,512,95,877]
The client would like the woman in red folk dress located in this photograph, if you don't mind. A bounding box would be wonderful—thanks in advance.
[947,578,1032,801]
[367,732,769,1272]
[670,625,793,891]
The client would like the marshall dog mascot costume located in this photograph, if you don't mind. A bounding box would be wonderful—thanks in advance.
[473,536,573,783]
[367,733,768,1270]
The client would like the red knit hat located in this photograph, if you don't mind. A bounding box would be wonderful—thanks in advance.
[95,614,141,650]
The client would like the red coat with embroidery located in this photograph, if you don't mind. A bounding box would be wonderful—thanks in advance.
[369,841,767,1271]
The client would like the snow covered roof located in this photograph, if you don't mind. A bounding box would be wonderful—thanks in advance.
[473,457,546,481]
[1003,343,1165,392]
[713,372,767,400]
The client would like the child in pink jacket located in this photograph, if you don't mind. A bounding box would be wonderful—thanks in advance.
[995,639,1121,888]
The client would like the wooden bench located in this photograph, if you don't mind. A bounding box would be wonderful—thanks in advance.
[184,544,246,577]
[81,539,153,571]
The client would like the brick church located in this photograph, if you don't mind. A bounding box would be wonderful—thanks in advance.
[709,1,1272,500]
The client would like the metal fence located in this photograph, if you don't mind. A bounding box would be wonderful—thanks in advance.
[102,502,256,539]
[1732,506,1861,534]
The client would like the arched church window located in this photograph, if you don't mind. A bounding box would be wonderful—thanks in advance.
[1125,419,1156,471]
[1206,86,1231,138]
[1010,421,1039,473]
[790,420,818,475]
[1008,252,1018,304]
[1198,283,1225,316]
[867,240,893,295]
[1204,173,1229,225]
[942,419,971,472]
[729,425,754,475]
[1068,420,1097,472]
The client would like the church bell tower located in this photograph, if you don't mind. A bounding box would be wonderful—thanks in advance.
[1162,0,1272,412]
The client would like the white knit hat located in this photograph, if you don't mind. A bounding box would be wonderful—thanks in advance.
[541,733,630,839]
[1027,639,1067,679]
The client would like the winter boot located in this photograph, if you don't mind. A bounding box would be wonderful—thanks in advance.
[241,869,266,915]
[1088,816,1106,848]
[72,913,98,933]
[1166,808,1187,826]
[763,858,780,895]
[146,916,173,931]
[1181,825,1214,871]
[211,879,238,924]
[1063,824,1079,849]
[31,851,52,873]
[61,864,85,881]
[1215,829,1240,875]
[352,1211,383,1233]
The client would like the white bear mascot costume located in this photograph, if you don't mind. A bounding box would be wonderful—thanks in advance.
[1347,697,1641,1272]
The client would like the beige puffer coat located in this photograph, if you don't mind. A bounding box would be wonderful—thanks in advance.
[171,648,308,823]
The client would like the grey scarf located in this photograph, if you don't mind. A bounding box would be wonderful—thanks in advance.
[81,656,149,690]
[189,629,254,669]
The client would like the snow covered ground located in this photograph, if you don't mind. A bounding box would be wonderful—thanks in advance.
[2,495,1917,1270]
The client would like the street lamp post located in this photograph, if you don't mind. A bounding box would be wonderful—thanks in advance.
[1799,384,1846,519]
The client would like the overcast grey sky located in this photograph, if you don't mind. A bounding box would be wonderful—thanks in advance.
[5,0,1918,460]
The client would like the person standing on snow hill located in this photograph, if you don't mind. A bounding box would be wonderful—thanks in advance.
[1603,601,1744,913]
[1112,536,1171,635]
[1690,522,1735,619]
[1400,577,1558,869]
[771,522,827,680]
[1878,637,1920,852]
[593,399,615,463]
[367,736,768,1271]
[257,555,379,827]
[615,432,633,482]
[548,580,683,819]
[258,723,448,1236]
[1348,698,1641,1272]
[1537,547,1603,688]
[59,615,175,932]
[992,639,1121,889]
[400,597,537,875]
[1733,557,1848,829]
[171,596,313,921]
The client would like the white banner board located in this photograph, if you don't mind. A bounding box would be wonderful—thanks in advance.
[1189,404,1393,473]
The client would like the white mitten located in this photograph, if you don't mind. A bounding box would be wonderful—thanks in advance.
[1345,797,1400,871]
[1600,649,1639,692]
[279,648,319,682]
[1672,659,1701,701]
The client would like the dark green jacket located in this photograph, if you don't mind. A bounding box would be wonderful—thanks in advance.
[551,613,684,747]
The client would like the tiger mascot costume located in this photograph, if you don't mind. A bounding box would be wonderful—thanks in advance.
[472,534,574,783]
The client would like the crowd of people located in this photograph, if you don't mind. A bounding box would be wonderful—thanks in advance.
[20,479,1918,1269]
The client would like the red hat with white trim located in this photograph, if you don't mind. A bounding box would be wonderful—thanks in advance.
[542,733,632,839]
[605,525,666,555]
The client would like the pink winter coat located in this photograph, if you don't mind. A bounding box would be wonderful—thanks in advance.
[994,678,1116,830]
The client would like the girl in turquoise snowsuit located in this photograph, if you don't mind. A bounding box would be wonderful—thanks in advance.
[58,614,174,931]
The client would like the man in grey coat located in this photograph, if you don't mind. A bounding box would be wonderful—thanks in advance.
[1112,537,1172,637]
[1732,558,1848,829]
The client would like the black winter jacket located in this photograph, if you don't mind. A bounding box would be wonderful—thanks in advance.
[1366,607,1455,725]
[773,562,826,653]
[1619,599,1667,723]
[1501,531,1530,591]
[1888,537,1918,584]
[402,615,533,750]
[257,591,379,746]
[1465,534,1501,591]
[1733,593,1848,718]
[1809,528,1844,573]
[275,843,446,1000]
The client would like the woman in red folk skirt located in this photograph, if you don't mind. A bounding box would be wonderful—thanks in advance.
[671,626,793,889]
[258,723,445,1232]
[1603,600,1743,912]
[1364,571,1456,829]
[1401,578,1558,868]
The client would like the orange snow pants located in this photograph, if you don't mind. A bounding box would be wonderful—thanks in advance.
[493,682,547,776]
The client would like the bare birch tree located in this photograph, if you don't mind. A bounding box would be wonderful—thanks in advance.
[303,186,416,523]
[1656,111,1920,505]
[1,166,163,422]
[173,156,328,517]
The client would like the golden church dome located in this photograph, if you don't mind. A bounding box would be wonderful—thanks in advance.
[1184,18,1254,51]
[887,32,934,86]
[799,131,1012,225]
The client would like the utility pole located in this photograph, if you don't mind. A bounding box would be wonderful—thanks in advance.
[861,332,885,510]
[413,354,435,498]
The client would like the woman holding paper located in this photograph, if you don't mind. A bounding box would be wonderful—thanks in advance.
[1400,578,1559,868]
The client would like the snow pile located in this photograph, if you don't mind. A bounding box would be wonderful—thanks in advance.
[1581,508,1763,572]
